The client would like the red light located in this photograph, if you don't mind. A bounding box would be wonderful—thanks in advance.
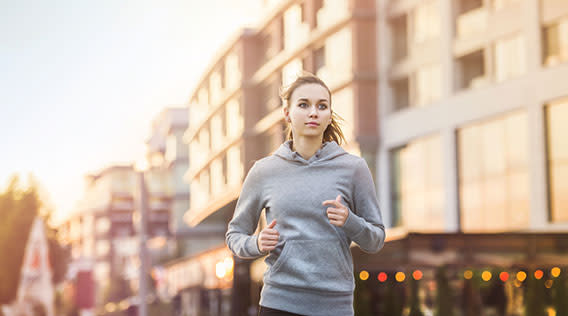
[378,272,388,282]
[412,270,423,280]
[535,270,544,280]
[499,272,509,282]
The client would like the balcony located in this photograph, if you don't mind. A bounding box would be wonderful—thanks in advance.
[456,7,488,39]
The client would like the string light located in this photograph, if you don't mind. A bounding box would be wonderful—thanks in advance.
[378,272,388,282]
[464,270,473,280]
[534,270,544,280]
[482,271,492,281]
[412,270,423,280]
[551,267,561,278]
[359,270,369,281]
[517,271,527,282]
[395,272,406,282]
[499,272,509,282]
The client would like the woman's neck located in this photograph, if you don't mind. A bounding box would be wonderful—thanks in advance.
[291,136,323,160]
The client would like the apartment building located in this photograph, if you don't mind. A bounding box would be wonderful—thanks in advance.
[160,0,380,315]
[352,0,568,313]
[60,164,170,308]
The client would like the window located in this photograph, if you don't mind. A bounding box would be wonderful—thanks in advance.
[458,111,529,232]
[495,34,526,82]
[546,98,568,222]
[412,1,440,44]
[543,17,568,67]
[391,14,408,61]
[314,46,325,74]
[414,64,442,106]
[391,135,445,231]
[392,77,410,110]
[457,49,487,90]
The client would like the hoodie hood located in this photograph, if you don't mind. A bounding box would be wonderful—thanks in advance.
[274,140,348,164]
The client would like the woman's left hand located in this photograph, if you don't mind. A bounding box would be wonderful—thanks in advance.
[322,194,349,227]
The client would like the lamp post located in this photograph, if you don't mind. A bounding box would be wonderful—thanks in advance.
[136,170,149,316]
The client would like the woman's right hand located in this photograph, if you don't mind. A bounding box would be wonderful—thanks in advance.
[257,219,279,253]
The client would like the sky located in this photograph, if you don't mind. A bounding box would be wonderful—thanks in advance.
[0,0,263,224]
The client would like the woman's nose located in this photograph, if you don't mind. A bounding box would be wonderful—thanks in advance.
[309,106,318,117]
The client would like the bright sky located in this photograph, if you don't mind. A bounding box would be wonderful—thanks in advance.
[0,0,263,224]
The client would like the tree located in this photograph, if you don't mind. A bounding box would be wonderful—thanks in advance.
[0,174,70,304]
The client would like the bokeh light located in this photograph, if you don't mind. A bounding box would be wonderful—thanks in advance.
[395,272,406,282]
[378,272,388,282]
[412,270,423,280]
[359,270,369,281]
[482,271,492,281]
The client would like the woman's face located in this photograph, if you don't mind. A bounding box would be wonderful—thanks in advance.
[283,83,332,140]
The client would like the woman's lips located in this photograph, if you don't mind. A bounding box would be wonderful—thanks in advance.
[306,122,319,126]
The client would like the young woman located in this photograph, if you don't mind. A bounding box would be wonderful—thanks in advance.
[225,73,386,316]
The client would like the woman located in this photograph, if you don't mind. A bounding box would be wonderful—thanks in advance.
[225,73,386,316]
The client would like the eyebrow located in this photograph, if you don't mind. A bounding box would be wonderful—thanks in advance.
[297,98,329,103]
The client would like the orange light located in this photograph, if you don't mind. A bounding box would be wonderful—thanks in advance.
[378,272,388,282]
[534,270,544,280]
[464,270,473,280]
[412,270,423,280]
[482,271,492,282]
[499,272,509,282]
[359,270,369,281]
[551,267,561,278]
[395,272,406,282]
[517,271,527,282]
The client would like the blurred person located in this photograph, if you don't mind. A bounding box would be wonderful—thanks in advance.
[226,73,386,316]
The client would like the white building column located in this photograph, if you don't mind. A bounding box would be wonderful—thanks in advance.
[440,0,456,97]
[443,128,460,232]
[524,0,542,72]
[528,103,549,230]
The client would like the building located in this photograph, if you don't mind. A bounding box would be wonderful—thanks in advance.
[59,164,171,309]
[162,0,381,315]
[163,0,568,314]
[351,0,568,314]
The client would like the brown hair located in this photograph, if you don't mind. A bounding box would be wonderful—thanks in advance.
[280,72,346,145]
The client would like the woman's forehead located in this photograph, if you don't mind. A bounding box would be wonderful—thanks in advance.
[290,83,330,102]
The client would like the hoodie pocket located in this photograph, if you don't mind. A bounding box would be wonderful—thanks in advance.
[267,240,354,293]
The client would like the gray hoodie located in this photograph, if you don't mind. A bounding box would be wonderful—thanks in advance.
[225,140,386,316]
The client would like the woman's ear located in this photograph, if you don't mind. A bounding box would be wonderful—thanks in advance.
[283,107,290,123]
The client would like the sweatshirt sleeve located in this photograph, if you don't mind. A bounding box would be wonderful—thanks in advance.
[225,162,266,259]
[341,158,386,253]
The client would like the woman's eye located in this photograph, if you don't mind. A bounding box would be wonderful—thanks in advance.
[298,102,308,108]
[318,104,328,110]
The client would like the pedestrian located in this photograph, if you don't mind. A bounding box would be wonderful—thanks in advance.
[225,72,386,316]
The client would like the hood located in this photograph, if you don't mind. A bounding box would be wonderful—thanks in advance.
[273,140,348,164]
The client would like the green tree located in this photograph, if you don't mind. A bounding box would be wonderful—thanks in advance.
[0,175,70,304]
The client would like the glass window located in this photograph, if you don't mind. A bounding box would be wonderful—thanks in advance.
[414,64,442,107]
[96,218,111,235]
[391,135,445,231]
[226,99,244,138]
[225,52,241,90]
[331,86,354,143]
[546,98,568,222]
[543,17,568,67]
[210,158,225,196]
[227,145,243,186]
[413,1,440,44]
[284,4,309,51]
[323,27,352,87]
[458,111,529,232]
[282,59,303,87]
[392,14,408,61]
[495,34,526,82]
[211,113,223,151]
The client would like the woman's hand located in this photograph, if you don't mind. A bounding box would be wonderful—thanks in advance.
[257,219,279,253]
[323,194,349,227]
